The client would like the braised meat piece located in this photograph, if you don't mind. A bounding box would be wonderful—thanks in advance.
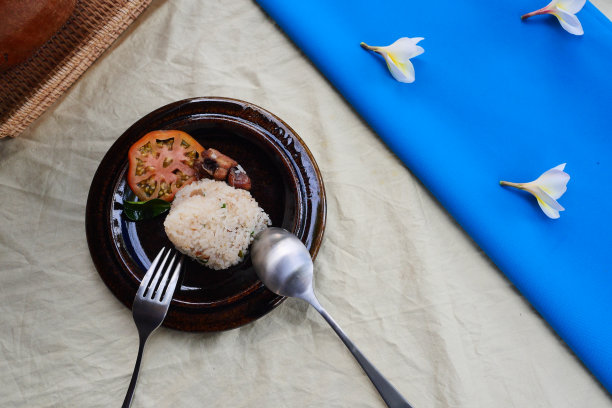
[194,148,251,190]
[228,166,251,190]
[198,148,237,179]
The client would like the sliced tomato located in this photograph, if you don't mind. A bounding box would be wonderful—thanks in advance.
[127,130,205,202]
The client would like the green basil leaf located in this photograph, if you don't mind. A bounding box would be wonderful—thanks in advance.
[123,199,171,221]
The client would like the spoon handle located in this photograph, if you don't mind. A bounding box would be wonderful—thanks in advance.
[307,297,414,408]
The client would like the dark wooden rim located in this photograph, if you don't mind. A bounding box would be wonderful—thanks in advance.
[86,97,326,331]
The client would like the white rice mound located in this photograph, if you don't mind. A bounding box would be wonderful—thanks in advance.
[164,179,271,270]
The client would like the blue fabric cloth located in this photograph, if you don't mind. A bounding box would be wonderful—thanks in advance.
[256,0,612,392]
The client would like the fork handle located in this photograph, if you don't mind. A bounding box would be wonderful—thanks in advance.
[122,336,147,408]
[306,296,414,408]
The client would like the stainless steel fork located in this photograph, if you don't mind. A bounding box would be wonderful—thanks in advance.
[122,248,183,408]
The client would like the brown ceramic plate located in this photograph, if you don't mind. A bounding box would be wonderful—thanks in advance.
[86,97,326,331]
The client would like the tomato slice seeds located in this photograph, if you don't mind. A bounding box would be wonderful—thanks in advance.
[127,130,205,202]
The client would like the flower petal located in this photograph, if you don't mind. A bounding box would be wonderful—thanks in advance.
[382,37,425,60]
[527,185,565,219]
[553,163,566,171]
[553,8,584,35]
[535,197,562,219]
[383,53,416,83]
[556,0,586,14]
[528,163,570,199]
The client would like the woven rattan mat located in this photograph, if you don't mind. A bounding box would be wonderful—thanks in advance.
[0,0,153,138]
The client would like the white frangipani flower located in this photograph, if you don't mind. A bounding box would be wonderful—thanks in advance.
[360,37,425,83]
[521,0,587,35]
[500,163,570,219]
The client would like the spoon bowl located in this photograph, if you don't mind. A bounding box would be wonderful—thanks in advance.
[251,227,313,299]
[251,227,414,408]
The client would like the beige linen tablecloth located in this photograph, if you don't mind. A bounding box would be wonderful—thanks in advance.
[1,1,611,407]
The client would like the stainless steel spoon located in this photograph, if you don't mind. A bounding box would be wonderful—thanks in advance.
[251,227,414,408]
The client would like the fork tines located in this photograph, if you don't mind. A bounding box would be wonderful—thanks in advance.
[138,248,183,303]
